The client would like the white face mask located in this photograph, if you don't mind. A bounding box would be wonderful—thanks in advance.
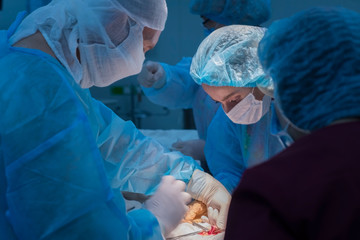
[78,23,145,88]
[225,91,271,125]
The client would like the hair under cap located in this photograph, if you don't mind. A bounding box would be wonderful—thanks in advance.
[258,7,360,131]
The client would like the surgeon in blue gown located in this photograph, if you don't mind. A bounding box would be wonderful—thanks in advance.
[190,25,286,193]
[137,0,272,164]
[0,0,231,239]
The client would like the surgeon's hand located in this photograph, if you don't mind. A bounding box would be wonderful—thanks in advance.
[171,139,206,161]
[144,175,191,237]
[137,60,166,89]
[187,169,231,230]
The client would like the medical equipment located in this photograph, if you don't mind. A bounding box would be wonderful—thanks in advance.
[166,230,204,240]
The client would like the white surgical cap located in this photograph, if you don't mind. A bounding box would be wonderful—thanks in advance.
[116,0,167,31]
[190,25,271,88]
[9,0,168,87]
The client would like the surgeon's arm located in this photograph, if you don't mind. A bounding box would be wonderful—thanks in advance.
[93,98,202,195]
[140,57,200,109]
[2,72,165,239]
[205,107,245,193]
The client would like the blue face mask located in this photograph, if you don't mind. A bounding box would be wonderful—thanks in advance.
[203,27,215,37]
[270,105,294,147]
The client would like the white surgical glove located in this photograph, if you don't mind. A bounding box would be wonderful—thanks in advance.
[187,170,231,230]
[137,60,166,89]
[171,139,206,161]
[144,175,191,237]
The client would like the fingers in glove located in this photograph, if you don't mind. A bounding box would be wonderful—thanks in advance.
[160,175,176,186]
[145,61,160,73]
[215,197,230,230]
[154,68,164,79]
[215,208,227,230]
[143,78,156,88]
[201,215,209,223]
[208,207,219,226]
[173,179,186,191]
[137,68,154,88]
[180,192,192,205]
[137,61,162,87]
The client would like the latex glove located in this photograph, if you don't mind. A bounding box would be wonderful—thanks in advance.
[171,139,206,161]
[137,60,166,89]
[187,169,231,230]
[144,175,192,237]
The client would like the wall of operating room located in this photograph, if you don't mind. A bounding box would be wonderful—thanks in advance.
[1,0,360,129]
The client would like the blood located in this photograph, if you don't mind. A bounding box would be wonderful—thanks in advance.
[198,226,222,236]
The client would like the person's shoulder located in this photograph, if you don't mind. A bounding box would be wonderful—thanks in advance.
[234,144,307,195]
[237,126,360,199]
[1,50,72,88]
[0,50,83,110]
[209,107,241,133]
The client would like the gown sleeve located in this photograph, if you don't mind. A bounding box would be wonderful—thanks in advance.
[141,57,199,109]
[204,107,245,193]
[1,51,200,239]
[92,97,202,195]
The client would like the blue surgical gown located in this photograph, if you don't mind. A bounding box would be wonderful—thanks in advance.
[141,57,220,140]
[205,105,285,193]
[0,16,201,240]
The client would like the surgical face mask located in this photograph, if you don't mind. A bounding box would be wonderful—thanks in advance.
[270,105,294,147]
[78,22,145,88]
[225,90,272,125]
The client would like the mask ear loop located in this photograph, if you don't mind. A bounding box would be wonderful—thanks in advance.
[241,87,255,102]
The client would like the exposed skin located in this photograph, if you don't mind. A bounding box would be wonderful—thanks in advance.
[13,31,58,59]
[202,83,312,142]
[257,86,309,141]
[275,105,360,141]
[201,16,225,30]
[202,84,265,113]
[273,104,309,141]
[143,26,161,53]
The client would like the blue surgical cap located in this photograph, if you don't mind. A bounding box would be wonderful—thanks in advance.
[189,0,271,26]
[258,7,360,131]
[190,25,272,88]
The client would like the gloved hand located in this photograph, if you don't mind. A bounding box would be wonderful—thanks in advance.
[144,175,191,237]
[137,60,166,89]
[171,139,206,161]
[187,169,231,230]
